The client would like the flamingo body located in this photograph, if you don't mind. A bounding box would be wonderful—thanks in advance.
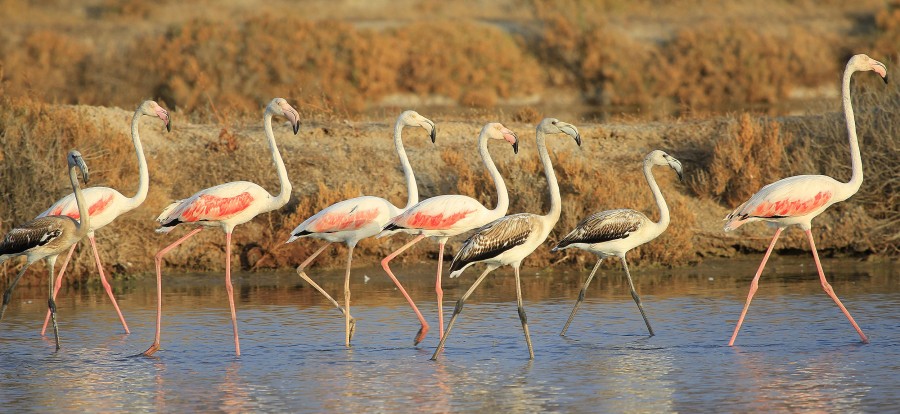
[383,195,489,237]
[289,195,398,244]
[39,187,129,231]
[724,175,839,231]
[156,181,274,233]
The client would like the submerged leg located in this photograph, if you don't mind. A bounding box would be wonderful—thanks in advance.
[560,258,603,336]
[224,232,241,356]
[436,240,446,338]
[1,265,31,321]
[729,228,782,346]
[380,234,429,345]
[42,244,76,335]
[46,256,60,351]
[513,265,535,359]
[431,266,495,360]
[342,245,355,347]
[143,227,203,356]
[621,256,654,336]
[806,229,868,343]
[295,242,355,340]
[88,236,130,333]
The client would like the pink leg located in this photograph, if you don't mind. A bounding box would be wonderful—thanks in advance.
[729,228,782,346]
[224,232,241,356]
[806,229,869,343]
[143,227,203,356]
[87,236,130,333]
[380,234,429,345]
[436,240,446,338]
[41,243,76,336]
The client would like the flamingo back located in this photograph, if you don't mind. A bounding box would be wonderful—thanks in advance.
[288,196,397,243]
[383,195,492,235]
[156,181,267,232]
[724,175,838,231]
[554,209,647,252]
[38,187,127,231]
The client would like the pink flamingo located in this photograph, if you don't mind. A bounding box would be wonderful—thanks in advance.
[724,54,887,346]
[142,98,300,357]
[286,110,436,347]
[1,150,90,350]
[379,122,519,344]
[38,100,170,336]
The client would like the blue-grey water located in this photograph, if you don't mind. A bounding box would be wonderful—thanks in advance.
[0,257,897,412]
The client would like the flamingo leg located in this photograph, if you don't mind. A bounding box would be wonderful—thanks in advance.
[436,240,446,338]
[42,244,76,336]
[343,245,354,347]
[87,236,130,333]
[1,265,31,321]
[560,258,603,336]
[143,227,203,356]
[380,234,429,345]
[46,255,60,350]
[806,229,869,343]
[224,232,241,356]
[431,266,495,360]
[622,256,654,336]
[514,265,535,359]
[296,242,356,339]
[729,227,782,346]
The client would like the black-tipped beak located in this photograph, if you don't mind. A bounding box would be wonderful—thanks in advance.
[430,126,436,143]
[884,75,889,84]
[512,139,519,154]
[574,133,582,147]
[293,122,301,135]
[676,169,684,182]
[165,121,171,133]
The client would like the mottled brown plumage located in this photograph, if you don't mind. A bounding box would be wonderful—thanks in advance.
[450,213,536,272]
[554,209,644,250]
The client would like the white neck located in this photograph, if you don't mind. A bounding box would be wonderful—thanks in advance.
[70,164,90,238]
[394,120,418,210]
[264,111,292,210]
[479,130,509,216]
[836,64,863,202]
[643,161,670,236]
[536,130,561,224]
[122,109,150,211]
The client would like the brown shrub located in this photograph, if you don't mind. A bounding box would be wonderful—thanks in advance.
[874,1,900,58]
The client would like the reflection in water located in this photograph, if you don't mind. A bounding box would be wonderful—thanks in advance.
[0,258,896,412]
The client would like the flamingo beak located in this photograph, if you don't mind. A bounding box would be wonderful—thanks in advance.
[73,152,89,184]
[157,108,171,132]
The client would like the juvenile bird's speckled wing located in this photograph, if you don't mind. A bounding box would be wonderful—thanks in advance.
[554,209,645,250]
[449,213,535,273]
[0,217,67,256]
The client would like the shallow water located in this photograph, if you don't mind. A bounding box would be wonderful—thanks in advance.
[0,257,897,412]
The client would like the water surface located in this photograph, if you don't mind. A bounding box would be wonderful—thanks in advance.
[0,257,897,412]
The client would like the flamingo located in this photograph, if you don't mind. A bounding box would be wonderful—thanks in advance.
[724,54,887,346]
[142,98,300,357]
[285,110,436,347]
[38,100,170,336]
[0,150,91,350]
[553,150,684,337]
[432,118,582,360]
[378,122,519,344]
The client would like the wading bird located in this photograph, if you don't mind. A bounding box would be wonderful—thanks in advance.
[724,54,887,346]
[0,150,91,350]
[379,123,519,344]
[39,100,170,336]
[286,110,436,347]
[142,98,300,357]
[554,150,683,337]
[432,118,582,360]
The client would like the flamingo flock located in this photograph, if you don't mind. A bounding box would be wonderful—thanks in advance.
[0,54,888,359]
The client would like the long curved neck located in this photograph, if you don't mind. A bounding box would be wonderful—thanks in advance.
[70,166,90,238]
[394,121,418,210]
[264,111,292,210]
[479,131,509,216]
[123,110,150,210]
[536,131,561,223]
[643,162,670,234]
[839,65,863,200]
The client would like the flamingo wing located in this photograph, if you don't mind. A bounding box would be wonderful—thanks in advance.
[384,195,485,232]
[289,196,392,241]
[0,217,68,256]
[554,209,645,250]
[38,187,123,221]
[449,213,535,273]
[725,175,836,230]
[156,181,262,231]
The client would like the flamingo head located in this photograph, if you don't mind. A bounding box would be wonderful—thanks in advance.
[646,150,684,181]
[139,100,171,132]
[67,150,89,184]
[268,98,301,134]
[399,110,436,143]
[850,54,888,84]
[538,118,582,147]
[484,122,519,154]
